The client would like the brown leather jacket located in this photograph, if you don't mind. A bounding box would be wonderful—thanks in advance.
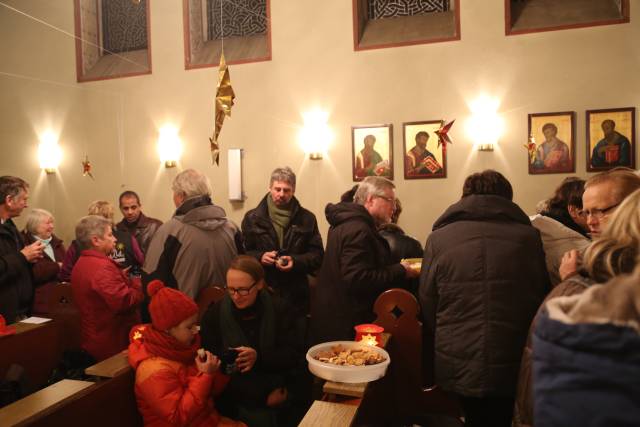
[116,212,162,254]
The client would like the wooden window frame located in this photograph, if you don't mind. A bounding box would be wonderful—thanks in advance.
[352,0,461,52]
[505,0,630,36]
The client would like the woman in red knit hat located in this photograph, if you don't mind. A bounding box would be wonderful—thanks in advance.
[128,280,246,427]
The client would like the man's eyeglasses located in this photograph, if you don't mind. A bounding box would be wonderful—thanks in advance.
[582,202,621,220]
[226,281,257,296]
[376,195,396,205]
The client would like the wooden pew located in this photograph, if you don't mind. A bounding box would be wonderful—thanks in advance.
[84,351,130,379]
[0,379,94,426]
[0,320,63,394]
[17,370,141,427]
[46,283,81,351]
[195,285,225,321]
[299,400,358,427]
[368,288,463,425]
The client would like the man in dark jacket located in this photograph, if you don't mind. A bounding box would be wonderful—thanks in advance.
[116,190,162,255]
[311,176,418,344]
[0,176,44,323]
[242,167,323,316]
[419,170,550,427]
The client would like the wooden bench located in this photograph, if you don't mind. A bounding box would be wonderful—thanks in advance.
[368,288,463,425]
[84,351,130,379]
[299,400,358,427]
[0,320,63,393]
[0,379,94,426]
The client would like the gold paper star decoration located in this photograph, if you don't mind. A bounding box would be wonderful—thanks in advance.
[209,52,236,165]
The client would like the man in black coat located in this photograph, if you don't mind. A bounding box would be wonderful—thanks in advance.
[419,170,550,427]
[311,176,418,344]
[0,176,44,323]
[242,167,323,317]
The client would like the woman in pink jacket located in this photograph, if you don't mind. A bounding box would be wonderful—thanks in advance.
[128,279,245,427]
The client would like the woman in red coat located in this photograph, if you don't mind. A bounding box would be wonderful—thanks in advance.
[71,215,143,362]
[21,208,66,314]
[128,280,245,427]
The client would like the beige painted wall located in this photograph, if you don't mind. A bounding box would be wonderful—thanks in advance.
[1,0,639,248]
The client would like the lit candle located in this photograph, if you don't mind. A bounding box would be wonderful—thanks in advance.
[354,324,384,347]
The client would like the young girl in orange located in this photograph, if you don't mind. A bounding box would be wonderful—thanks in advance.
[128,280,245,427]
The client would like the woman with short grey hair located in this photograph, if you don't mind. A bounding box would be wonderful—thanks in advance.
[21,208,66,314]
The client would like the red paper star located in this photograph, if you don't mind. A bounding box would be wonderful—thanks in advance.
[435,120,455,149]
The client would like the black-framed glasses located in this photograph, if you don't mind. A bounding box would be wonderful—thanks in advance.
[583,202,621,220]
[226,281,257,296]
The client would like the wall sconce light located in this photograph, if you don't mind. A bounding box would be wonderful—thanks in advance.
[158,125,182,168]
[465,96,504,152]
[298,110,333,160]
[38,131,62,174]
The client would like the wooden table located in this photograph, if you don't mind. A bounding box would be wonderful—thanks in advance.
[85,351,130,379]
[322,332,391,399]
[298,400,358,427]
[0,379,94,426]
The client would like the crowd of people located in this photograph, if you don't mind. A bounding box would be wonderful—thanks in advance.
[1,165,639,426]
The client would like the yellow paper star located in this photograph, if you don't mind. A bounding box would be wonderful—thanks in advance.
[210,52,236,165]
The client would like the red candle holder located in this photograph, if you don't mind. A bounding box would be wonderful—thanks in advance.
[354,324,384,347]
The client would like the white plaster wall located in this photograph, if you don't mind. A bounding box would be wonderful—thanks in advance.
[0,0,639,247]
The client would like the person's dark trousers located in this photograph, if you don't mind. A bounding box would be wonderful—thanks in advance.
[458,395,515,427]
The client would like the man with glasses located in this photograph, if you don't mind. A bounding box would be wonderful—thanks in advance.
[582,167,640,239]
[559,168,640,281]
[311,176,419,344]
[241,167,323,317]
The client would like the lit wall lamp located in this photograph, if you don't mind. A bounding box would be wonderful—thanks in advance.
[465,96,504,152]
[158,125,182,168]
[38,131,62,174]
[298,110,333,160]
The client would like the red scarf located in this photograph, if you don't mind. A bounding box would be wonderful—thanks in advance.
[141,325,201,365]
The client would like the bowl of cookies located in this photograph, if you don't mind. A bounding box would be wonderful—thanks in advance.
[306,341,390,383]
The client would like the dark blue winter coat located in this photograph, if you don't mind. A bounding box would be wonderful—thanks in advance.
[533,308,640,427]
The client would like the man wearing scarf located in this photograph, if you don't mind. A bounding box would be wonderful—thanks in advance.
[241,167,323,317]
[142,169,240,321]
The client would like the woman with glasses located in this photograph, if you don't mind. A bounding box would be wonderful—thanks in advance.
[514,188,640,427]
[200,255,308,427]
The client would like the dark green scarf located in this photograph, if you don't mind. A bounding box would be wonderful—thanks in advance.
[266,196,291,248]
[219,290,276,352]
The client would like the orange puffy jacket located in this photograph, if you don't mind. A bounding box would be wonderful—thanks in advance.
[129,339,230,427]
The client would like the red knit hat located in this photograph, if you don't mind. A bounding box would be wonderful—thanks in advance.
[147,280,198,330]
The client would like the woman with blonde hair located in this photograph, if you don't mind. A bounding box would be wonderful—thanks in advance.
[59,200,143,281]
[513,188,640,427]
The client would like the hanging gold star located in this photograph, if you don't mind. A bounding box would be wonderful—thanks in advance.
[209,52,236,165]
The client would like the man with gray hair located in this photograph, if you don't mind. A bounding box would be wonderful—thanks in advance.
[311,176,418,343]
[0,176,44,322]
[142,169,240,309]
[241,166,323,316]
